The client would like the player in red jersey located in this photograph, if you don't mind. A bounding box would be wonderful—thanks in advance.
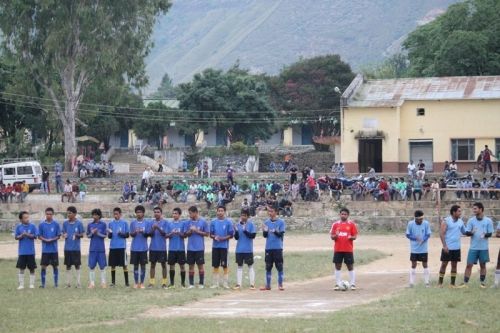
[330,208,358,291]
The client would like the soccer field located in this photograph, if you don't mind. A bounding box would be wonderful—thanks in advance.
[1,233,498,333]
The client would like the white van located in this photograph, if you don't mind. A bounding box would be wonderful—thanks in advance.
[0,160,43,191]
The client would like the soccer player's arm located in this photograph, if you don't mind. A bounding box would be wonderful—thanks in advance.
[273,221,285,238]
[96,224,107,238]
[130,222,138,237]
[158,222,167,237]
[86,224,93,238]
[234,225,240,240]
[422,223,431,242]
[243,223,256,239]
[330,223,337,240]
[440,220,448,249]
[484,221,493,238]
[224,221,235,240]
[349,223,358,240]
[121,222,130,238]
[464,220,474,236]
[209,221,216,240]
[38,225,47,242]
[108,224,114,239]
[55,223,62,240]
[262,222,269,238]
[26,225,38,239]
[14,225,24,240]
[200,222,210,237]
[405,223,417,241]
[496,224,500,238]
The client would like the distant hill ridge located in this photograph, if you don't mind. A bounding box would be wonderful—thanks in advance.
[146,0,459,91]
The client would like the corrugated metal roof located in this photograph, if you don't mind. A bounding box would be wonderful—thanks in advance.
[345,75,500,107]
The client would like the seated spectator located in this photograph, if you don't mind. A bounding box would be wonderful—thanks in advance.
[330,179,343,201]
[241,198,250,210]
[4,183,14,203]
[377,177,389,201]
[61,180,74,202]
[122,182,131,202]
[130,181,137,202]
[412,179,423,201]
[108,161,115,177]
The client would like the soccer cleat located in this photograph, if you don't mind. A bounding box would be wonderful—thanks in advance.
[161,284,168,289]
[109,283,115,288]
[249,285,256,290]
[448,284,458,289]
[198,285,205,289]
[187,285,195,289]
[75,283,81,289]
[210,284,219,289]
[65,284,71,288]
[480,283,487,289]
[222,283,230,289]
[167,284,176,289]
[425,283,430,288]
[334,285,341,291]
[29,284,35,289]
[456,283,468,289]
[350,285,357,291]
[101,283,107,289]
[278,285,285,291]
[17,285,24,290]
[232,285,241,290]
[125,283,130,288]
[147,284,154,289]
[88,283,95,289]
[259,286,271,291]
[39,285,45,289]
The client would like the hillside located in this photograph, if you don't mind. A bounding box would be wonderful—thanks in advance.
[146,0,459,91]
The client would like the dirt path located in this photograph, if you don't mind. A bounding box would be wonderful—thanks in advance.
[143,235,498,319]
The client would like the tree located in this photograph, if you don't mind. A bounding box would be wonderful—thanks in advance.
[0,1,171,168]
[404,0,500,77]
[131,101,175,147]
[268,54,355,151]
[151,73,177,99]
[177,67,277,145]
[361,53,409,79]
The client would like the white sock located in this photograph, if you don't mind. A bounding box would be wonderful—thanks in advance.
[424,268,430,284]
[237,266,243,286]
[76,269,81,285]
[66,269,71,285]
[18,272,24,287]
[335,270,342,286]
[213,271,219,286]
[409,269,416,285]
[348,270,356,285]
[495,269,500,286]
[223,273,229,285]
[89,270,95,285]
[29,273,35,287]
[248,265,255,286]
[100,269,106,285]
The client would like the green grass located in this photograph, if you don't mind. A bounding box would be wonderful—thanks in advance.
[69,279,500,333]
[0,249,384,332]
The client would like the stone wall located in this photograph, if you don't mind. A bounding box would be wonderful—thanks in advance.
[259,151,335,173]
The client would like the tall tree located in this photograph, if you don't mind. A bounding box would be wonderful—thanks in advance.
[0,1,171,168]
[151,73,177,99]
[177,67,277,145]
[404,0,500,77]
[268,54,355,151]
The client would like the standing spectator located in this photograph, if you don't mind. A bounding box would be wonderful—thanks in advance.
[41,167,50,194]
[54,160,64,193]
[449,160,458,178]
[20,181,29,202]
[289,163,298,185]
[407,160,416,178]
[482,145,493,174]
[226,164,235,185]
[182,159,188,172]
[417,160,426,180]
[430,178,440,201]
[61,180,74,203]
[79,181,87,202]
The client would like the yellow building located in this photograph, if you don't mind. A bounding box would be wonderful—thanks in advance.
[340,75,500,173]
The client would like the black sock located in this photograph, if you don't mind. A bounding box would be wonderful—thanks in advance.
[480,275,486,282]
[111,268,116,284]
[189,272,194,285]
[124,267,129,286]
[169,270,175,285]
[450,273,456,285]
[438,272,444,284]
[199,271,205,285]
[181,271,186,286]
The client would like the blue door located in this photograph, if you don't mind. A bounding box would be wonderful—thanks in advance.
[301,125,313,145]
[119,129,129,148]
[216,127,227,146]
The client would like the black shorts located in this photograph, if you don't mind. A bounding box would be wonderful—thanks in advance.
[440,249,461,262]
[149,250,167,263]
[410,253,428,262]
[236,253,254,266]
[186,251,205,265]
[64,251,81,267]
[168,251,186,265]
[497,249,500,265]
[333,252,354,265]
[130,251,148,266]
[212,248,228,268]
[265,249,283,265]
[41,253,59,266]
[16,255,37,270]
[109,248,127,267]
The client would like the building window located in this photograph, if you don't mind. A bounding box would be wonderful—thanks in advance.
[451,139,475,161]
[416,108,425,116]
[496,138,500,159]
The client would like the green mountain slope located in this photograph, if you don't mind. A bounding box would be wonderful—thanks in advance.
[146,0,459,90]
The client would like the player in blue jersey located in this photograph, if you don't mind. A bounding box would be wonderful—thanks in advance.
[86,208,108,288]
[107,207,130,287]
[166,207,187,288]
[458,202,494,288]
[184,206,210,289]
[147,206,168,289]
[260,205,286,291]
[130,205,149,289]
[209,206,234,289]
[406,210,432,287]
[62,206,85,288]
[495,221,500,288]
[233,209,256,290]
[438,205,466,288]
[15,211,38,290]
[38,207,61,288]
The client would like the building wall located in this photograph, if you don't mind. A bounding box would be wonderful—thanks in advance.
[164,128,185,148]
[342,99,500,173]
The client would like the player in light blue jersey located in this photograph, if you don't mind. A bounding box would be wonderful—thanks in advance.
[166,207,187,288]
[86,208,108,288]
[438,205,466,287]
[184,206,209,288]
[62,206,85,288]
[458,202,494,288]
[15,211,38,289]
[108,207,130,287]
[260,205,286,291]
[209,206,234,289]
[147,206,168,289]
[130,205,150,289]
[38,207,61,288]
[406,210,432,287]
[233,209,256,290]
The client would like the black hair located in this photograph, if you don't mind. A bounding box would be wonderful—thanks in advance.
[67,206,77,214]
[172,207,182,215]
[414,210,424,218]
[450,205,461,215]
[188,206,198,213]
[217,205,226,211]
[340,208,350,215]
[153,206,162,213]
[240,209,250,216]
[113,207,122,214]
[45,207,55,214]
[18,211,29,220]
[135,205,145,213]
[472,202,484,211]
[91,208,102,218]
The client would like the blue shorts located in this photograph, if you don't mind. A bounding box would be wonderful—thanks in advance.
[88,251,107,269]
[467,249,489,265]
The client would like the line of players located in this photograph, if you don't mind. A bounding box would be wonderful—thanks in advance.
[405,202,500,288]
[14,204,286,291]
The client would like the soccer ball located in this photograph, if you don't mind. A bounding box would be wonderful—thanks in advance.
[340,280,350,291]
